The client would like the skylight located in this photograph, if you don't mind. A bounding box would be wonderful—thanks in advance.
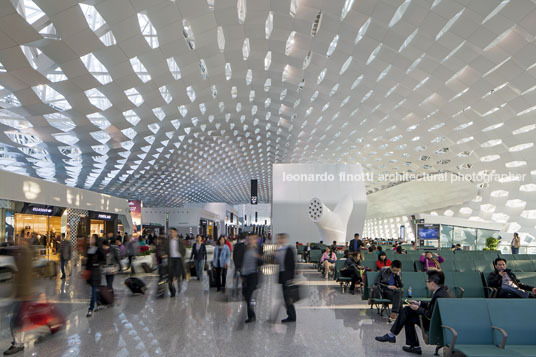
[264,51,272,70]
[355,18,371,44]
[166,57,181,80]
[285,32,296,56]
[340,0,355,21]
[130,57,151,83]
[81,53,112,85]
[242,38,250,60]
[124,88,144,106]
[182,19,196,50]
[217,26,225,52]
[32,84,71,111]
[265,12,273,39]
[326,35,339,57]
[237,0,247,24]
[389,0,411,28]
[436,8,464,41]
[85,88,112,110]
[137,13,159,49]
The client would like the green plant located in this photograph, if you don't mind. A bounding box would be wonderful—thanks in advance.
[484,237,498,251]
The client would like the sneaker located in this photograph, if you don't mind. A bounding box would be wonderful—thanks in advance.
[281,318,296,323]
[402,346,422,355]
[244,317,256,323]
[3,344,24,355]
[86,309,93,317]
[375,334,396,343]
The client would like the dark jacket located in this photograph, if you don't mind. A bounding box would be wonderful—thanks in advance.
[86,246,105,286]
[190,242,207,262]
[278,245,296,285]
[487,269,534,292]
[416,285,453,319]
[59,239,72,260]
[233,241,246,270]
[349,238,362,252]
[374,267,403,289]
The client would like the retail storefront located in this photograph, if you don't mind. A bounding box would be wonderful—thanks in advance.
[77,211,118,238]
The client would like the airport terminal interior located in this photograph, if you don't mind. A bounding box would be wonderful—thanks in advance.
[1,0,536,356]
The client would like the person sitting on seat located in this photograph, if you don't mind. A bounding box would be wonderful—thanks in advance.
[373,260,403,321]
[487,258,536,298]
[395,246,406,255]
[320,247,337,279]
[303,242,311,262]
[340,252,363,295]
[419,251,444,271]
[454,244,462,251]
[375,270,453,355]
[376,251,391,271]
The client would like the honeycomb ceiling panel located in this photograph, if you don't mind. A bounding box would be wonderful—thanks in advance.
[0,0,535,213]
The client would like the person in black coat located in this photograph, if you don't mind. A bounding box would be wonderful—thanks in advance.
[232,234,246,295]
[190,235,207,281]
[349,233,362,253]
[85,234,105,317]
[487,258,536,298]
[375,270,453,355]
[242,234,263,323]
[277,233,297,322]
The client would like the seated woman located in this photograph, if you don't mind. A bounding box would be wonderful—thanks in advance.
[320,247,337,279]
[419,251,444,271]
[340,252,363,294]
[376,251,391,271]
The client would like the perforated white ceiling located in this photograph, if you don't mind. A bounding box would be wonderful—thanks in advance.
[0,0,535,216]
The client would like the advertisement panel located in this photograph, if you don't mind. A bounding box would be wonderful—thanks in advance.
[128,200,142,233]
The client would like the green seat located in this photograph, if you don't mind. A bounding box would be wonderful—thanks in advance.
[451,272,486,298]
[455,257,476,272]
[362,271,378,300]
[438,299,517,357]
[400,272,427,299]
[474,259,495,273]
[512,260,536,272]
[488,299,536,356]
[397,258,415,272]
[309,250,322,266]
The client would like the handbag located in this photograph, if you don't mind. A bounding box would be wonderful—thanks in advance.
[81,270,91,281]
[285,281,302,304]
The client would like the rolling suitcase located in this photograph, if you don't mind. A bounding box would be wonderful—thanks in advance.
[208,268,217,288]
[141,262,153,273]
[97,286,114,306]
[124,277,147,295]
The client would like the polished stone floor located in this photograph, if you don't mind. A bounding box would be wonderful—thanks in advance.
[0,263,440,356]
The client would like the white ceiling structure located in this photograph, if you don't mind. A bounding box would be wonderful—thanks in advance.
[0,0,536,237]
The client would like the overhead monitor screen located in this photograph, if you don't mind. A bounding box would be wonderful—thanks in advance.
[418,224,440,239]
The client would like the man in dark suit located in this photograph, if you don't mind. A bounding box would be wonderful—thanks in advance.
[232,233,247,296]
[349,233,362,253]
[277,233,297,322]
[375,270,453,355]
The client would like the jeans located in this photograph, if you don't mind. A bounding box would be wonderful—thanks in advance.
[499,285,530,298]
[60,258,68,277]
[511,247,519,254]
[195,259,204,280]
[105,274,114,290]
[89,285,97,311]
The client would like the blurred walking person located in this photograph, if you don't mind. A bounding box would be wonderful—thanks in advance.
[232,234,246,296]
[213,236,231,292]
[168,228,186,296]
[59,234,72,279]
[85,234,105,317]
[190,235,207,281]
[242,234,263,323]
[277,233,297,323]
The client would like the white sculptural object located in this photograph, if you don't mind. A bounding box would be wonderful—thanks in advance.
[308,195,353,243]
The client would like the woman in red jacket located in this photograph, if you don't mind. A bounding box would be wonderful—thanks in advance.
[376,251,391,271]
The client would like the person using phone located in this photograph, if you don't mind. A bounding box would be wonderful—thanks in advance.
[320,247,337,279]
[373,260,403,321]
[487,258,536,298]
[375,270,453,355]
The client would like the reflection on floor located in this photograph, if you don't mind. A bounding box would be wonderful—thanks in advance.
[0,263,440,356]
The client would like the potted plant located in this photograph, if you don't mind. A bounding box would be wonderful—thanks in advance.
[483,237,498,251]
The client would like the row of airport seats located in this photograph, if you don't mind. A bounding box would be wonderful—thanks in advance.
[361,250,536,273]
[428,299,536,356]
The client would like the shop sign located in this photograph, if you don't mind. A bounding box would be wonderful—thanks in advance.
[89,211,117,221]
